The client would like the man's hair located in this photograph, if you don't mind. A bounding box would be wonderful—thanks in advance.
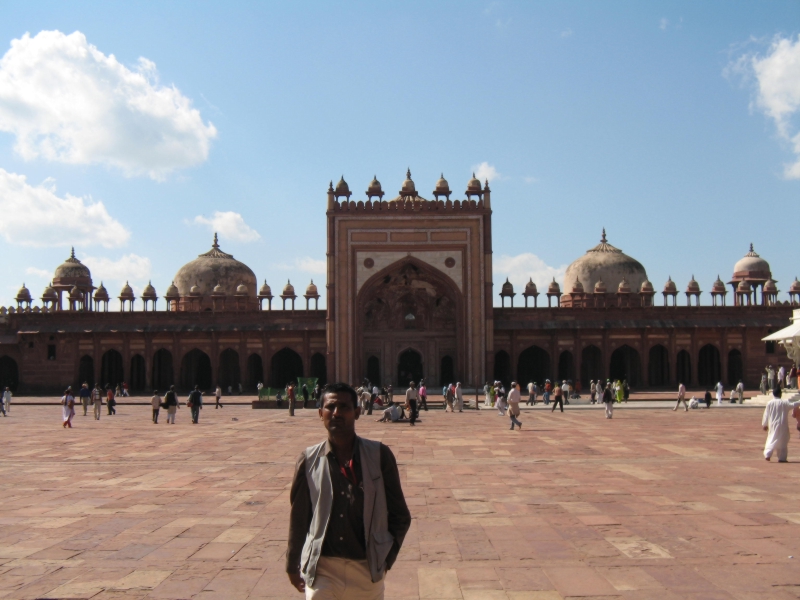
[320,382,359,409]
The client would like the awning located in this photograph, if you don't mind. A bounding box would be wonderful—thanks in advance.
[763,322,800,341]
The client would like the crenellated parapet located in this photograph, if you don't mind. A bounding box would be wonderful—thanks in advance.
[331,196,486,212]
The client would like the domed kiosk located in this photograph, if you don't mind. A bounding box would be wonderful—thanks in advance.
[52,248,94,311]
[562,229,648,308]
[728,244,773,305]
[172,234,258,311]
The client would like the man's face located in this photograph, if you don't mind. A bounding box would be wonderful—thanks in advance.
[319,392,359,437]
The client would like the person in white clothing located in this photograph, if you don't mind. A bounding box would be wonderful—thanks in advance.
[151,390,162,423]
[507,382,522,429]
[455,382,464,412]
[762,388,800,462]
[735,380,744,404]
[602,383,614,418]
[778,366,786,390]
[715,381,724,405]
[674,382,688,411]
[2,387,10,416]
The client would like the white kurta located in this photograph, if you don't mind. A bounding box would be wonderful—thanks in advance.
[455,386,464,411]
[762,398,800,461]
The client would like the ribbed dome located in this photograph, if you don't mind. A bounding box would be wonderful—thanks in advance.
[94,282,109,300]
[259,280,273,297]
[764,279,778,293]
[686,276,701,293]
[235,282,248,295]
[69,285,83,300]
[42,282,57,300]
[334,176,350,197]
[663,277,677,294]
[712,275,726,293]
[54,247,91,281]
[640,279,654,293]
[617,277,631,293]
[524,278,538,295]
[305,280,319,296]
[16,284,31,302]
[732,244,771,281]
[119,281,134,299]
[434,173,451,196]
[548,278,561,294]
[500,278,514,296]
[737,280,752,292]
[594,279,607,294]
[165,281,179,298]
[142,281,157,298]
[466,173,482,193]
[400,169,416,195]
[173,234,257,299]
[366,176,383,198]
[282,280,296,296]
[563,230,648,299]
[572,280,585,294]
[791,277,800,293]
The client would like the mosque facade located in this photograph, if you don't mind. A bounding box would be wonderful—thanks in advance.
[0,170,797,394]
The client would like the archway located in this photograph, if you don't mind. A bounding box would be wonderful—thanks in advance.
[698,344,721,387]
[130,355,146,392]
[558,351,574,382]
[398,349,423,387]
[78,355,94,386]
[676,350,691,385]
[648,345,670,387]
[218,349,241,390]
[493,350,511,386]
[246,353,264,389]
[609,345,641,387]
[181,349,212,390]
[518,345,550,386]
[0,356,19,391]
[440,355,454,386]
[271,347,303,388]
[310,353,327,385]
[580,345,602,387]
[152,349,174,391]
[728,349,743,387]
[101,350,124,388]
[366,356,381,386]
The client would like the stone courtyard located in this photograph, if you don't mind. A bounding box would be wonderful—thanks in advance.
[2,402,800,599]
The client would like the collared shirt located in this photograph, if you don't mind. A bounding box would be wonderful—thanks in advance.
[286,437,411,575]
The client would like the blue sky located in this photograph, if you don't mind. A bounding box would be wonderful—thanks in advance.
[0,1,798,308]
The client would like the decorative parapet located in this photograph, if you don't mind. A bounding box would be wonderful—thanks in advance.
[330,197,486,212]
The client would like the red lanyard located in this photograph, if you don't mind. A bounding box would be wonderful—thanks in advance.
[340,459,358,487]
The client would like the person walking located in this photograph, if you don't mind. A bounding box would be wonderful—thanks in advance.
[734,380,744,404]
[444,384,454,412]
[288,382,297,417]
[767,365,776,391]
[1,386,10,416]
[151,390,161,423]
[78,383,90,416]
[543,380,552,405]
[495,383,508,416]
[91,383,103,420]
[164,385,179,424]
[188,385,203,424]
[674,382,688,411]
[215,385,223,409]
[615,380,624,404]
[106,386,116,415]
[704,390,712,409]
[760,373,768,395]
[715,381,725,405]
[763,387,800,462]
[61,387,75,428]
[507,382,522,430]
[551,382,564,413]
[602,382,614,418]
[405,381,418,426]
[302,383,310,409]
[418,382,428,411]
[455,382,464,412]
[285,382,411,597]
[622,380,630,403]
[778,365,786,390]
[488,382,496,408]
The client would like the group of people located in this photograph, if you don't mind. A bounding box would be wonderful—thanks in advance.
[761,364,798,394]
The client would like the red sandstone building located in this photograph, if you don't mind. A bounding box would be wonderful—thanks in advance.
[0,170,797,394]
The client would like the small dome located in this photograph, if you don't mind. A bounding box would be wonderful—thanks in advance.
[259,279,273,297]
[500,278,514,296]
[434,173,451,196]
[366,176,383,198]
[686,276,701,294]
[212,282,225,295]
[732,243,771,281]
[594,279,607,294]
[571,280,585,294]
[54,247,91,281]
[640,279,654,293]
[712,275,726,294]
[142,281,157,298]
[334,176,350,197]
[190,283,200,295]
[764,278,778,293]
[94,282,109,300]
[235,282,248,295]
[790,277,800,293]
[16,283,31,302]
[119,281,134,299]
[466,172,482,193]
[737,280,752,292]
[524,278,538,295]
[165,281,179,298]
[42,282,57,300]
[69,285,83,300]
[282,280,296,296]
[663,277,677,294]
[617,277,631,293]
[548,278,561,294]
[400,168,416,195]
[305,280,319,296]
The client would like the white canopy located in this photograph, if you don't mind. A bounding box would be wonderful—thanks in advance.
[763,322,800,342]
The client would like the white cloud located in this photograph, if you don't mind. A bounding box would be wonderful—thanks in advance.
[0,30,217,180]
[659,18,669,31]
[523,176,539,184]
[472,162,500,183]
[739,35,800,178]
[493,253,567,302]
[276,257,326,276]
[82,254,151,286]
[191,211,261,243]
[26,267,52,279]
[0,168,129,247]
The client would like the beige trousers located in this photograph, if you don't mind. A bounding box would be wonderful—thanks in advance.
[306,557,384,599]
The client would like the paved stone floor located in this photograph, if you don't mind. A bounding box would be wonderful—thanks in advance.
[2,403,800,599]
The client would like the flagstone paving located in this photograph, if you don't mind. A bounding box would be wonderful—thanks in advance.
[1,403,800,599]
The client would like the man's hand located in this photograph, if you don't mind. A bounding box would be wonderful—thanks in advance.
[763,426,769,431]
[288,571,305,593]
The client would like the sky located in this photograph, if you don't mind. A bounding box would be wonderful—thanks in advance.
[0,1,798,309]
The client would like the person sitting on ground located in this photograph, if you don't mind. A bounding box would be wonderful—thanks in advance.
[377,402,405,423]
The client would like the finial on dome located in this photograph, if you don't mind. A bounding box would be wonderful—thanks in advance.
[750,242,754,252]
[213,233,219,249]
[601,228,607,243]
[70,247,75,259]
[328,181,333,191]
[406,168,411,179]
